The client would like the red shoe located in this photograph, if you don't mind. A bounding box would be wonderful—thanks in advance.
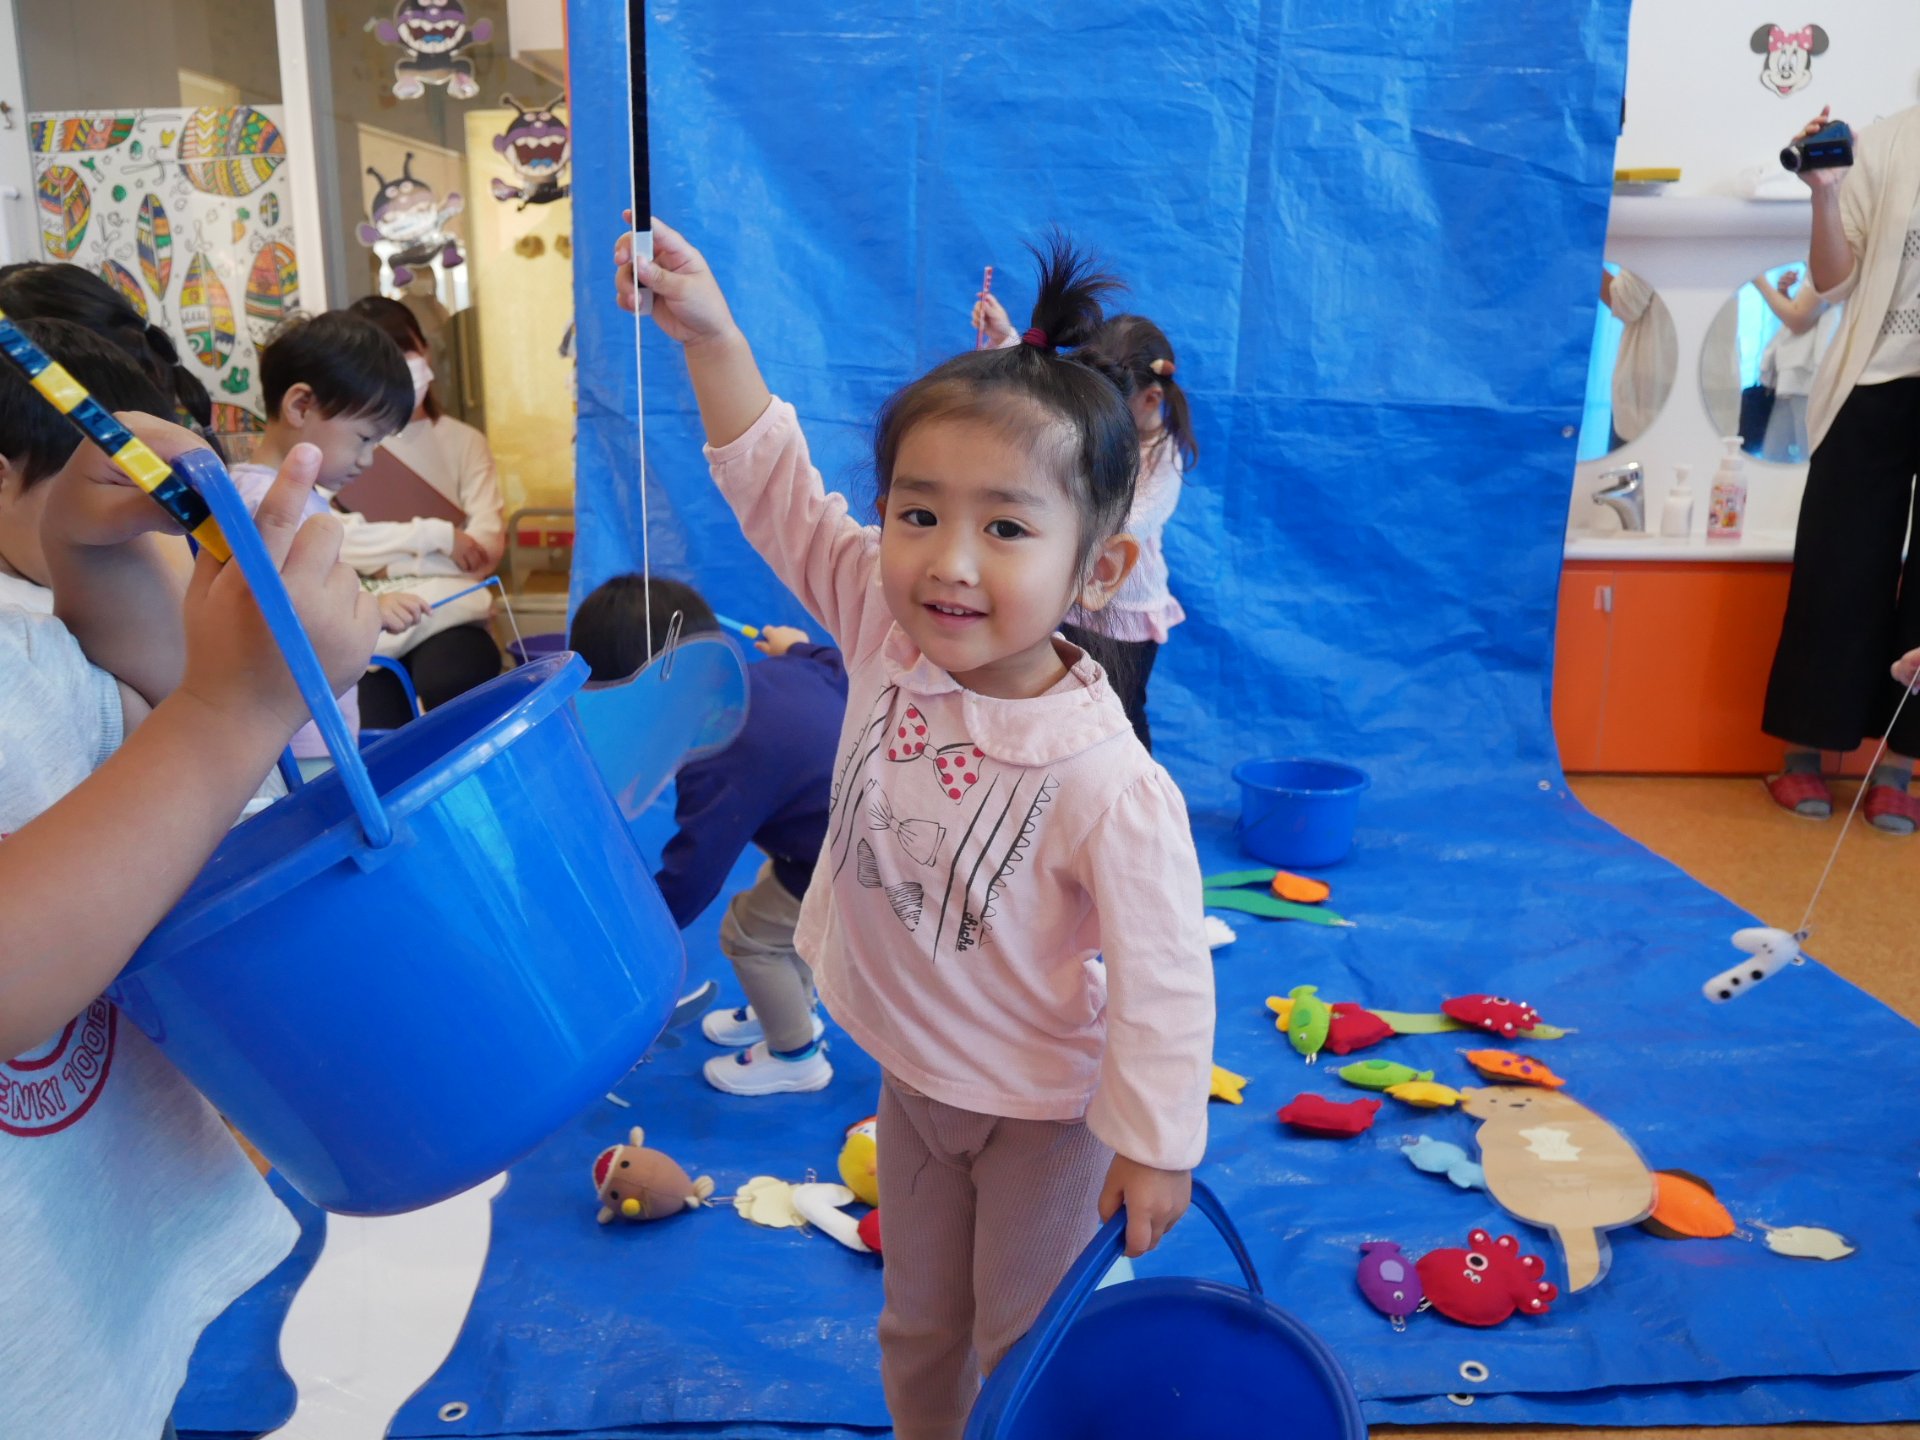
[1765,771,1833,818]
[1864,783,1920,834]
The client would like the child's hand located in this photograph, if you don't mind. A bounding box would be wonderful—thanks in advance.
[1099,1155,1192,1258]
[451,528,492,576]
[378,590,430,633]
[753,624,810,658]
[178,444,381,738]
[43,412,207,547]
[1895,647,1920,690]
[972,291,1017,347]
[615,215,740,349]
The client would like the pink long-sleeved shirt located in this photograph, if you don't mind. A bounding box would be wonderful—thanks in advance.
[708,399,1213,1170]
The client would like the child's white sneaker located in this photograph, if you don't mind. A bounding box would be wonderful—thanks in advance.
[700,1005,824,1049]
[703,1041,834,1096]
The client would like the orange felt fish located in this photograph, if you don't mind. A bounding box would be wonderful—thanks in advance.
[1643,1170,1738,1240]
[1463,1049,1566,1089]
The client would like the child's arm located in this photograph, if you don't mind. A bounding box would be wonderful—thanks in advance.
[653,759,765,929]
[0,447,381,1057]
[1073,772,1215,1258]
[41,413,214,708]
[618,220,884,650]
[333,510,461,577]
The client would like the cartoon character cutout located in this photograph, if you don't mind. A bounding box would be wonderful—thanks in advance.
[358,154,465,290]
[491,94,571,209]
[1750,24,1829,96]
[373,1,493,101]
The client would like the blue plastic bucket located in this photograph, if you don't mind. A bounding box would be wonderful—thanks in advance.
[1231,758,1371,868]
[107,452,685,1215]
[966,1184,1365,1438]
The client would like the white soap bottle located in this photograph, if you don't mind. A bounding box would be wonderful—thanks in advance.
[1707,437,1748,541]
[1662,464,1695,538]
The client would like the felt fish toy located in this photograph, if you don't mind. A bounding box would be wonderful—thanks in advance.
[1285,985,1332,1062]
[1441,994,1542,1037]
[1357,1241,1424,1330]
[1277,1093,1380,1137]
[1463,1049,1566,1088]
[1268,996,1395,1055]
[1415,1229,1558,1327]
[1402,1135,1484,1190]
[1209,1064,1249,1105]
[1339,1059,1432,1091]
[1759,1224,1854,1260]
[593,1127,714,1224]
[1387,1080,1463,1108]
[1641,1169,1737,1240]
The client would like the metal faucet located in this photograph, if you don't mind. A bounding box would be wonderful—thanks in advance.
[1593,462,1646,532]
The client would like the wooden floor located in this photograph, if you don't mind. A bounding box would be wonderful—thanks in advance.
[1388,776,1917,1440]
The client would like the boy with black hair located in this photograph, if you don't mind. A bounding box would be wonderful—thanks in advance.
[0,319,381,1435]
[572,574,849,1095]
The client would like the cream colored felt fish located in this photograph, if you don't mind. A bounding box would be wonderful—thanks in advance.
[1760,1224,1855,1260]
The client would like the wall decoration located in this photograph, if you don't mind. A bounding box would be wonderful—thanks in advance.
[359,153,465,289]
[30,108,302,458]
[1750,25,1828,96]
[371,2,494,101]
[490,95,570,209]
[97,259,148,320]
[178,106,286,197]
[35,165,91,259]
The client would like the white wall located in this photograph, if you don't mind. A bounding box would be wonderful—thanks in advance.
[1616,0,1920,197]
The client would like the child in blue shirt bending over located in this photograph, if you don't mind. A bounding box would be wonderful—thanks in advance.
[571,574,848,1097]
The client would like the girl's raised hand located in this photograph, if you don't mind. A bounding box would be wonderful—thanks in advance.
[615,215,740,349]
[972,290,1016,347]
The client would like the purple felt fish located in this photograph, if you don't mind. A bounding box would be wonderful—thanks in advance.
[1357,1241,1424,1330]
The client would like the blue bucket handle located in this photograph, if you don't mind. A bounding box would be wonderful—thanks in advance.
[990,1180,1259,1423]
[173,448,393,848]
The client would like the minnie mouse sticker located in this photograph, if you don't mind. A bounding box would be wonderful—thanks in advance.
[1750,24,1829,96]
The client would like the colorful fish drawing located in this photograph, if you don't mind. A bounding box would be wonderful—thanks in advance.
[178,107,286,197]
[30,116,134,154]
[244,241,299,330]
[179,253,235,369]
[34,166,91,259]
[137,194,173,301]
[96,260,148,320]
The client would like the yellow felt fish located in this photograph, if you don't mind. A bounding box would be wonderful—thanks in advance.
[1387,1080,1462,1109]
[1210,1064,1249,1105]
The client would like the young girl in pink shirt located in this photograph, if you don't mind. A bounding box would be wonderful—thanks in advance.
[618,222,1214,1439]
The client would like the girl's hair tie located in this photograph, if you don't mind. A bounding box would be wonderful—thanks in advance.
[1021,327,1050,348]
[1149,357,1175,377]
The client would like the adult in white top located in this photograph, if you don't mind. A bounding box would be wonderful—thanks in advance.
[346,296,506,724]
[1754,266,1832,463]
[1762,105,1920,832]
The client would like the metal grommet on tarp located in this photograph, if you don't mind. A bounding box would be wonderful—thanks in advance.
[438,1400,471,1423]
[1460,1360,1490,1384]
[1446,1393,1476,1407]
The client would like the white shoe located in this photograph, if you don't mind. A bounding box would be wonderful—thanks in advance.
[704,1041,834,1096]
[700,1005,824,1048]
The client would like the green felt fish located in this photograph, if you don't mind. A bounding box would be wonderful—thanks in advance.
[1286,984,1332,1062]
[1367,1009,1568,1040]
[1202,889,1352,927]
[1338,1059,1433,1091]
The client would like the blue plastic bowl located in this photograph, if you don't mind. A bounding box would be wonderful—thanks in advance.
[1231,758,1371,868]
[109,655,685,1216]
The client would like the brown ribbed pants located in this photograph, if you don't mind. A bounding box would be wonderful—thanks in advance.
[877,1073,1113,1440]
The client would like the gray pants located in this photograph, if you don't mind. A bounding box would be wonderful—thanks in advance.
[719,863,816,1052]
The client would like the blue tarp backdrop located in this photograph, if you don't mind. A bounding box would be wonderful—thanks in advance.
[175,0,1920,1434]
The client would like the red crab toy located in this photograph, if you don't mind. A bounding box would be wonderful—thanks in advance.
[1415,1228,1558,1326]
[1442,994,1542,1038]
[1277,1093,1381,1138]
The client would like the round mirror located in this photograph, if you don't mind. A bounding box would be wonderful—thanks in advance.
[1699,263,1842,465]
[1576,263,1678,462]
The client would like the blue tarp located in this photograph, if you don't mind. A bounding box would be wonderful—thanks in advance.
[177,0,1920,1431]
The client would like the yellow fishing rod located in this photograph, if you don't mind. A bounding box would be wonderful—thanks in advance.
[0,306,231,561]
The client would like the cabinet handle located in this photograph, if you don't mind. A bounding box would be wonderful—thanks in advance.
[1594,585,1613,614]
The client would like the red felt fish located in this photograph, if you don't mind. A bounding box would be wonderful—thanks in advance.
[1277,1093,1381,1137]
[1326,1003,1395,1054]
[1442,994,1542,1037]
[1415,1229,1558,1326]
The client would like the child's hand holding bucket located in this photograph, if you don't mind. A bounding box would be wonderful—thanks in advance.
[1099,1155,1193,1259]
[179,444,381,741]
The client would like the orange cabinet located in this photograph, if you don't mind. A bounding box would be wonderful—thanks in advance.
[1555,561,1799,774]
